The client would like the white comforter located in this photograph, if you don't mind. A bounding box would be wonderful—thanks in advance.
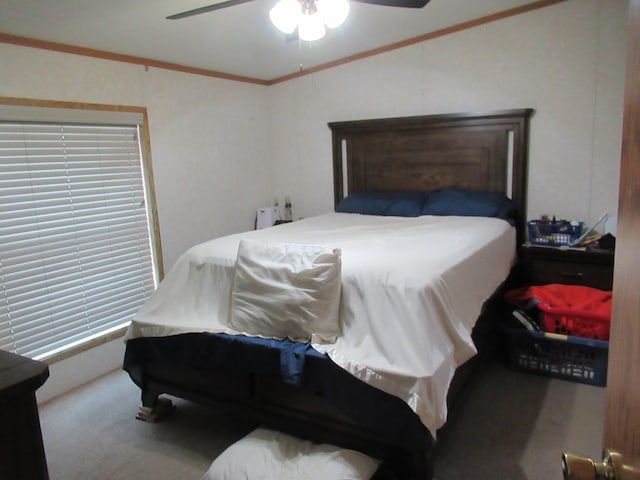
[126,212,516,435]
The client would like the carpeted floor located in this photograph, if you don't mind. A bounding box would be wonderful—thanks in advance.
[38,359,605,479]
[433,359,605,479]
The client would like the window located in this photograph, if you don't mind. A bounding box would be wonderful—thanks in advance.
[0,98,162,362]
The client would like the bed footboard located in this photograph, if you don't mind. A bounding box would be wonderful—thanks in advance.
[124,339,434,479]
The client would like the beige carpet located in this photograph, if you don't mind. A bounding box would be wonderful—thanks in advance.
[433,359,606,479]
[39,369,257,480]
[38,360,606,479]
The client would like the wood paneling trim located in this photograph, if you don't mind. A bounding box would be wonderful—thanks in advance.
[138,109,165,281]
[1,0,567,86]
[0,33,269,86]
[0,95,146,114]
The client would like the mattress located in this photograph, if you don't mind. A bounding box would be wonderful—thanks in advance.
[125,212,516,434]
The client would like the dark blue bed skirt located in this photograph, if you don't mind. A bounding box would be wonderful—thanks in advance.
[123,331,432,477]
[125,332,322,386]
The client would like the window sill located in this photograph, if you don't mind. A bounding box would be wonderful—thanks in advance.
[41,326,129,365]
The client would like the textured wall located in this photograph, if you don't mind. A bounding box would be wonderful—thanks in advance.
[268,0,627,232]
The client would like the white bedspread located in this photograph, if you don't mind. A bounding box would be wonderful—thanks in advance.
[126,212,516,435]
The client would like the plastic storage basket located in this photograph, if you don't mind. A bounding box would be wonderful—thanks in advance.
[504,328,608,386]
[538,303,611,340]
[527,220,583,246]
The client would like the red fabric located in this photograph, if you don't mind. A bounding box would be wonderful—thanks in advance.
[505,284,612,339]
[505,284,612,315]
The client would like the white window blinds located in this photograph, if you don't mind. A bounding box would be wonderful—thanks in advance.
[0,120,157,360]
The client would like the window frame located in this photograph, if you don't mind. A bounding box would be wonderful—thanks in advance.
[0,96,164,364]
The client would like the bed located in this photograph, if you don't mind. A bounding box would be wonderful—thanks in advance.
[123,108,533,479]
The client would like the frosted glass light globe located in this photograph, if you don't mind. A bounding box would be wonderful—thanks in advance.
[317,0,349,29]
[298,12,326,41]
[269,0,301,34]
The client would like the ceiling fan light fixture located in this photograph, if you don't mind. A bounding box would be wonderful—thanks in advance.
[298,11,326,41]
[269,0,301,34]
[317,0,350,29]
[270,0,348,41]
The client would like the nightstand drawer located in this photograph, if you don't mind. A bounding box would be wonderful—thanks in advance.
[529,259,613,290]
[520,245,615,291]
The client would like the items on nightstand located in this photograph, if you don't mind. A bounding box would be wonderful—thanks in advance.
[527,213,610,248]
[256,206,281,229]
[527,216,583,246]
[568,212,609,247]
[284,195,293,222]
[590,232,616,251]
[256,196,295,228]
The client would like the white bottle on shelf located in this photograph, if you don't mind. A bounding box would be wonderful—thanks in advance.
[274,197,281,220]
[284,196,292,222]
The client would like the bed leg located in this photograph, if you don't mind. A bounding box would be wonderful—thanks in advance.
[136,392,174,422]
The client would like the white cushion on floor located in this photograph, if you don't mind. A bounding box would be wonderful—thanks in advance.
[202,427,380,480]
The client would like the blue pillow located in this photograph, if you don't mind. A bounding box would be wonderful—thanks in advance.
[420,188,518,225]
[336,191,425,217]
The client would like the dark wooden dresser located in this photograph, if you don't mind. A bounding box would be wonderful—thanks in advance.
[0,350,50,480]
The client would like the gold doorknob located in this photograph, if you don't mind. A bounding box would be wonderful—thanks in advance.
[562,449,624,480]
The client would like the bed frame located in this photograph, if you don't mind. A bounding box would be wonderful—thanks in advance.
[124,108,533,479]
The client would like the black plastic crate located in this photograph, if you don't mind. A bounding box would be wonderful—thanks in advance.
[504,327,608,386]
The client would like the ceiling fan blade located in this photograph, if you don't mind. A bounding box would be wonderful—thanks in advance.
[166,0,255,19]
[352,0,430,7]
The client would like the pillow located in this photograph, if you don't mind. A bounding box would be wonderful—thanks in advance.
[335,191,424,217]
[421,188,518,225]
[202,428,381,480]
[229,239,342,343]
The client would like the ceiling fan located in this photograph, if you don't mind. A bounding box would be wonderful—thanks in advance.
[167,0,431,20]
[167,0,432,41]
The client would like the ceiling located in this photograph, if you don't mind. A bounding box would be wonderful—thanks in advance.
[0,0,549,83]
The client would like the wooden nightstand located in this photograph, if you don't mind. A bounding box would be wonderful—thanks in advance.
[520,244,615,291]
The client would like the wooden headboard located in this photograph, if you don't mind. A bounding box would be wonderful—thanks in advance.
[329,109,534,232]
